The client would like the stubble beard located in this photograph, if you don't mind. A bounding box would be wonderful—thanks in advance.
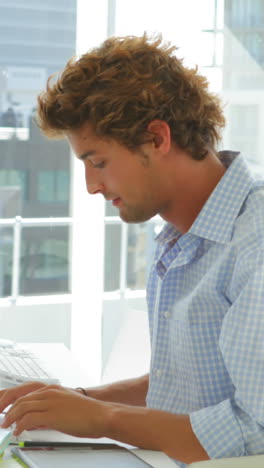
[118,200,159,224]
[113,150,162,223]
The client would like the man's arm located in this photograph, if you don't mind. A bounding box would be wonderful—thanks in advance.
[80,373,149,406]
[0,374,149,412]
[2,385,209,465]
[106,401,209,464]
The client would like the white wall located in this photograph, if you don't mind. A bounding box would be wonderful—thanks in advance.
[0,300,71,345]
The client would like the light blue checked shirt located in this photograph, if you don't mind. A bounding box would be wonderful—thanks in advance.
[146,151,264,466]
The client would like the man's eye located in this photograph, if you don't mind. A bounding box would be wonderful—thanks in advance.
[93,161,106,169]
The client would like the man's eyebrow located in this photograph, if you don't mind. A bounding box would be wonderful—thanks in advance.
[79,150,96,161]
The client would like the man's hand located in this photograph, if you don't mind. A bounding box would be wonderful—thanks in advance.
[0,381,48,412]
[1,385,109,438]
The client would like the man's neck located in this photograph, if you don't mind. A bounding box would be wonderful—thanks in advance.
[161,151,226,233]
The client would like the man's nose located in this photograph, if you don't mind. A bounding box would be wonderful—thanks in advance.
[85,164,104,195]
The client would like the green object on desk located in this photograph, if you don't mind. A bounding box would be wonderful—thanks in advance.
[0,459,26,468]
[0,429,13,458]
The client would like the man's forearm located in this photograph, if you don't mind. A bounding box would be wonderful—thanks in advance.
[105,403,209,465]
[82,374,149,406]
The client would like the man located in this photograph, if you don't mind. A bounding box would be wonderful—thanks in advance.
[1,34,264,467]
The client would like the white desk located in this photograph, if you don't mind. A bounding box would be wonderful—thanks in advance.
[189,455,264,467]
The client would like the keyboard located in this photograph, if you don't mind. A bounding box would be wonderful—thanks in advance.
[0,344,60,387]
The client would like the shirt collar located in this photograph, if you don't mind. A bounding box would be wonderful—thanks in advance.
[189,151,256,243]
[156,151,256,245]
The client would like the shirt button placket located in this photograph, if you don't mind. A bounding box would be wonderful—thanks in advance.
[164,310,171,319]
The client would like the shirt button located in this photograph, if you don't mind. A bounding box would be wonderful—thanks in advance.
[164,310,171,319]
[155,369,162,378]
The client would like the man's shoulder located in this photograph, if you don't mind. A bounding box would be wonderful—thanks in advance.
[243,179,264,218]
[233,180,264,250]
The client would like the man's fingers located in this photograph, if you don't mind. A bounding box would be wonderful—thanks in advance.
[0,382,47,412]
[0,384,62,415]
[1,386,89,437]
[13,413,48,436]
[2,400,47,429]
[2,387,64,428]
[0,388,22,412]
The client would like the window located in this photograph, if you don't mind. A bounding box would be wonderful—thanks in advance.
[229,104,259,162]
[0,170,28,203]
[38,171,70,203]
[19,233,69,296]
[0,1,76,302]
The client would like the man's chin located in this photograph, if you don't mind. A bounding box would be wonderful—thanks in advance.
[119,208,153,224]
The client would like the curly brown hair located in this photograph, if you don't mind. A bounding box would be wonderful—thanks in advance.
[37,34,225,160]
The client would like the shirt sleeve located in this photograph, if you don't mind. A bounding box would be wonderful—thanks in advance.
[190,248,264,459]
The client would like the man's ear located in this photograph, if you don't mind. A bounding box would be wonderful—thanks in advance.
[147,120,171,153]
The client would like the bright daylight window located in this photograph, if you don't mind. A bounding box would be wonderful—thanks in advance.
[0,0,75,300]
[0,0,263,381]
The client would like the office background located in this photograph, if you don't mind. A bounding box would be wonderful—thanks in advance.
[0,0,263,384]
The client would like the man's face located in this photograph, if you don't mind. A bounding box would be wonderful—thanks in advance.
[66,122,170,223]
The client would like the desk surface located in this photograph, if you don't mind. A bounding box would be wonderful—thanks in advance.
[21,342,94,388]
[189,454,264,467]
